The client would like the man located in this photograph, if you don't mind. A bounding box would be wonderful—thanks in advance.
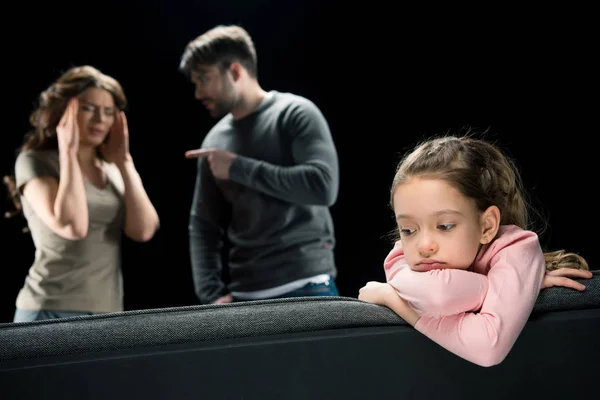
[179,25,340,304]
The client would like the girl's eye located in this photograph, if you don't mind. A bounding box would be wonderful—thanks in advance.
[438,224,455,231]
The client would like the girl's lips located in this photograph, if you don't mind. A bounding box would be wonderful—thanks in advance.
[413,262,446,272]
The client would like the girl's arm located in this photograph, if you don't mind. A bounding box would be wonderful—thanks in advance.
[385,241,489,317]
[410,230,545,367]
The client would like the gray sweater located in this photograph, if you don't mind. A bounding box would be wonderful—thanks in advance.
[189,91,339,303]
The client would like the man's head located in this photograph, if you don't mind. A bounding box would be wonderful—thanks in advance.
[179,25,258,118]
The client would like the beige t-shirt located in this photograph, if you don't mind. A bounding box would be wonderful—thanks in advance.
[14,149,126,313]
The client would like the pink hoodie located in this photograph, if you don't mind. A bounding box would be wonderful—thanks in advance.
[384,225,545,367]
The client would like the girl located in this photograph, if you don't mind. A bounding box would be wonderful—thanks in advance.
[4,65,160,322]
[358,135,591,367]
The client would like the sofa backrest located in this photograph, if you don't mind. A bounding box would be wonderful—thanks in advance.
[1,270,598,400]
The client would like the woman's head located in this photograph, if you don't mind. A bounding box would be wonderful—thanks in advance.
[2,66,127,224]
[24,65,127,151]
[390,135,530,270]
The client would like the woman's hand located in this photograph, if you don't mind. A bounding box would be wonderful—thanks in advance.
[102,111,131,166]
[56,98,80,156]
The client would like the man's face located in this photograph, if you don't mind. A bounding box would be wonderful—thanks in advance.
[191,65,237,118]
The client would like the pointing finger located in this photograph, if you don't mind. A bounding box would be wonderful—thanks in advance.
[185,148,214,159]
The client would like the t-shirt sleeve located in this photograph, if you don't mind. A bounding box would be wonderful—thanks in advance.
[14,150,59,194]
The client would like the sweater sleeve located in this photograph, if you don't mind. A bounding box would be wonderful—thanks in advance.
[189,157,231,304]
[384,241,489,318]
[413,228,545,367]
[228,99,339,207]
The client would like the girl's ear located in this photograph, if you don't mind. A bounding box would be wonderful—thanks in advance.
[480,205,501,244]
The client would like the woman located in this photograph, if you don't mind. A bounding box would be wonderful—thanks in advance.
[5,65,160,322]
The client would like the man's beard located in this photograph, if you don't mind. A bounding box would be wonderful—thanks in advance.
[210,102,230,118]
[210,80,237,118]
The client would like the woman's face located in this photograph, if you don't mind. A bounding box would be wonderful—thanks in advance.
[76,87,116,148]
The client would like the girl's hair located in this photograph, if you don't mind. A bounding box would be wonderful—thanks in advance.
[390,133,588,271]
[3,65,127,227]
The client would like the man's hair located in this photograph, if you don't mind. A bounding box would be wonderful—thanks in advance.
[179,25,258,79]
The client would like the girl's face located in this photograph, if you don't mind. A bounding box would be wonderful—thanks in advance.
[76,87,116,148]
[392,177,490,272]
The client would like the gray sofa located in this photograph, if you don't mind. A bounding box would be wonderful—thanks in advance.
[1,270,598,400]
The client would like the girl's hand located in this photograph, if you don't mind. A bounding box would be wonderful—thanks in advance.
[358,281,397,306]
[542,268,593,291]
[359,281,420,325]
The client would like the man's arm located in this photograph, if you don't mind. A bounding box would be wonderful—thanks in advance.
[189,157,231,304]
[229,100,339,206]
